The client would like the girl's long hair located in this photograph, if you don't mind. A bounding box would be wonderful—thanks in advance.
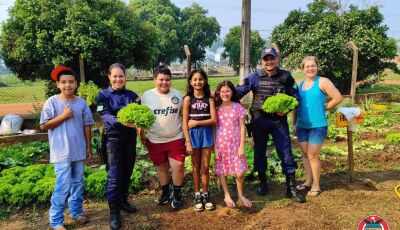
[214,80,239,106]
[185,69,211,98]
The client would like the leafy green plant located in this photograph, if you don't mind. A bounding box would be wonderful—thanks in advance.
[386,133,400,145]
[262,94,298,114]
[117,103,156,129]
[361,96,374,111]
[361,117,390,127]
[77,81,100,106]
[339,98,355,107]
[0,141,49,169]
[84,167,107,199]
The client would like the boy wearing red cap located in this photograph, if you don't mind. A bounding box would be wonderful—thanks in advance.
[40,66,94,230]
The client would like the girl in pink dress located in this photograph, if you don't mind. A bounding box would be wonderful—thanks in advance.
[214,80,252,208]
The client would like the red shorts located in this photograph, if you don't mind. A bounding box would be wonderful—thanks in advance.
[146,138,186,166]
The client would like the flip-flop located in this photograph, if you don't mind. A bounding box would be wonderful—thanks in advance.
[223,199,236,208]
[296,184,312,191]
[238,197,253,208]
[307,190,322,197]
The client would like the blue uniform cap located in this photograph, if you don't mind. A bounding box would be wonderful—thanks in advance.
[261,47,278,59]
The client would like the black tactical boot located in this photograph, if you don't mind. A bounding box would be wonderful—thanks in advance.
[109,202,122,230]
[120,197,137,213]
[286,174,306,203]
[257,173,268,196]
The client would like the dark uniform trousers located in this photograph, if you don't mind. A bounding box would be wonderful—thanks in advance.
[251,115,297,176]
[106,133,137,202]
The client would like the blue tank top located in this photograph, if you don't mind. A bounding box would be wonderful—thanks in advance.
[297,76,327,128]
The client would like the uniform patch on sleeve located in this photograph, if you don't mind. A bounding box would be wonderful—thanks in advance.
[97,105,104,112]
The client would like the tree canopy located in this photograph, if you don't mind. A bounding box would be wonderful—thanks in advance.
[180,3,221,67]
[271,0,397,93]
[223,26,265,74]
[129,0,182,67]
[0,0,156,87]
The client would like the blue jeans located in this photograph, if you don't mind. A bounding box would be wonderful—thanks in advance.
[49,160,85,228]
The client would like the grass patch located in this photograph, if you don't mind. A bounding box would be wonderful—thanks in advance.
[124,76,239,96]
[356,84,400,94]
[382,69,400,80]
[0,84,46,104]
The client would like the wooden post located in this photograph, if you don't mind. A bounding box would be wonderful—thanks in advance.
[239,0,251,81]
[347,41,358,103]
[347,127,354,183]
[184,45,191,77]
[79,54,85,83]
[346,40,358,183]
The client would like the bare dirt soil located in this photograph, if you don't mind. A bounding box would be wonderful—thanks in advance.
[1,140,399,230]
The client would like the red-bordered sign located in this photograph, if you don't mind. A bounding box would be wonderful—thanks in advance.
[357,215,390,230]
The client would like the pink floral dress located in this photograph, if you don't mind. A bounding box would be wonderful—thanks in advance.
[214,102,248,175]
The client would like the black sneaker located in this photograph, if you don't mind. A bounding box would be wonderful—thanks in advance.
[202,193,215,211]
[157,190,170,205]
[193,194,204,212]
[171,193,182,209]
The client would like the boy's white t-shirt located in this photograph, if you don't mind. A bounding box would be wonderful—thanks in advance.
[142,88,183,143]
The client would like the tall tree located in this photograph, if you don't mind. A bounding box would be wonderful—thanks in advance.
[129,0,181,67]
[0,0,157,88]
[180,3,221,67]
[271,0,397,93]
[223,26,265,74]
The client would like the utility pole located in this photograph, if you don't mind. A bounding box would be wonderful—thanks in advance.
[239,0,251,81]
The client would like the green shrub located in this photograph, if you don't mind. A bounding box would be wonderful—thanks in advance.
[33,177,55,202]
[9,181,35,205]
[77,81,100,106]
[85,168,107,198]
[386,133,400,145]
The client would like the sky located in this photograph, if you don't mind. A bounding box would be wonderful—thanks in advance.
[0,0,399,39]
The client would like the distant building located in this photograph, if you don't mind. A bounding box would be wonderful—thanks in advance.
[215,47,225,63]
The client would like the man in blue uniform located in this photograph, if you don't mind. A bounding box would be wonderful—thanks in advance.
[236,47,305,203]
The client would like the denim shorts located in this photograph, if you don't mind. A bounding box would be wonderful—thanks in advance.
[189,126,214,149]
[296,126,328,144]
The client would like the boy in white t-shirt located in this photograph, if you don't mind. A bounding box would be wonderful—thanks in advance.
[140,65,185,210]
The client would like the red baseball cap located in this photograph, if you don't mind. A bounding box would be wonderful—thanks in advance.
[50,66,73,81]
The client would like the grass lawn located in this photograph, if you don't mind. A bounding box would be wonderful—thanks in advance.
[356,84,400,94]
[0,84,46,104]
[382,69,400,80]
[1,71,399,104]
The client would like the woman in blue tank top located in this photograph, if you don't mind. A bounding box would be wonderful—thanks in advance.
[293,56,343,197]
